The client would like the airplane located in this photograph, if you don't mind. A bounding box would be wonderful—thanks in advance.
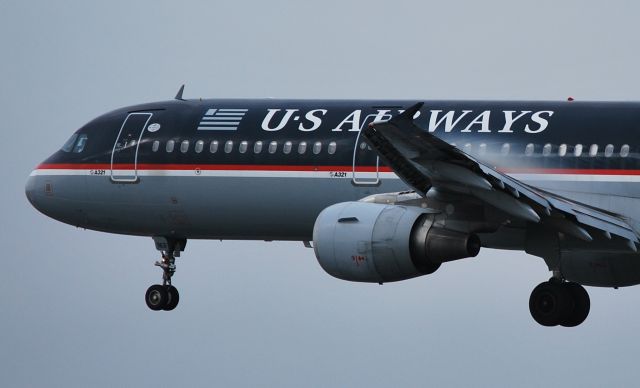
[25,86,640,327]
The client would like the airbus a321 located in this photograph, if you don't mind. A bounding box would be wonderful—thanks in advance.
[26,87,640,327]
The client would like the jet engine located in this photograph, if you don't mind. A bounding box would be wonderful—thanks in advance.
[312,202,480,283]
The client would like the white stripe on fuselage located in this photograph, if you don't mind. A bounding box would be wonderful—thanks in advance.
[29,169,395,179]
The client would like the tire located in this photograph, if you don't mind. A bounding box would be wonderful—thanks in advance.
[145,284,168,311]
[529,281,572,327]
[163,285,180,311]
[560,282,590,327]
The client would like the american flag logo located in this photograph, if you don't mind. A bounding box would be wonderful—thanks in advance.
[197,108,248,131]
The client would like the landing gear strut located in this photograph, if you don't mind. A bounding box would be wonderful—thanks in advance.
[145,237,186,311]
[529,279,590,327]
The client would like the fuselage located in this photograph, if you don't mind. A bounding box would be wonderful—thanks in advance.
[25,99,640,242]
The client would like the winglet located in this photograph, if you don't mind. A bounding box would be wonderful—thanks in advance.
[175,84,185,100]
[392,102,424,123]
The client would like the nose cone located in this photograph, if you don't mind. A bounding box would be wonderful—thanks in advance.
[25,172,46,214]
[25,171,62,221]
[25,173,37,206]
[26,168,89,228]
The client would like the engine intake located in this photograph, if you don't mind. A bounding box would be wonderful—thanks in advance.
[313,202,480,283]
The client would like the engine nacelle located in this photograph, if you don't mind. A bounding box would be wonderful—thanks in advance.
[313,202,480,283]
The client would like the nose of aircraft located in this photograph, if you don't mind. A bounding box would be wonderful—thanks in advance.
[25,172,46,214]
[25,166,90,228]
[25,168,66,222]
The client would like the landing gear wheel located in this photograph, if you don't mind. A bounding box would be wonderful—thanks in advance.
[163,285,180,311]
[560,282,590,327]
[145,284,169,311]
[529,281,571,326]
[146,238,186,311]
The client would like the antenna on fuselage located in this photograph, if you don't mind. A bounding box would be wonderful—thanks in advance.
[174,84,186,101]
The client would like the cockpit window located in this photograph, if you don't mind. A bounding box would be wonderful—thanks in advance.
[61,134,78,152]
[72,134,88,153]
[61,133,88,153]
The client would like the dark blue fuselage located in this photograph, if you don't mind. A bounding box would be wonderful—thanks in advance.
[25,99,640,241]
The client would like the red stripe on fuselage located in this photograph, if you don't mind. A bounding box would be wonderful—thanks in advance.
[36,163,390,173]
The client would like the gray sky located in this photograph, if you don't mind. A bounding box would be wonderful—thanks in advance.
[3,0,640,386]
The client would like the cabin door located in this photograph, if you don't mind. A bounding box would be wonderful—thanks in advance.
[352,114,382,186]
[110,112,153,182]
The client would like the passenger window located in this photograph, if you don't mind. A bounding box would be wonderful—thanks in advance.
[73,134,88,153]
[542,144,552,156]
[525,143,534,156]
[239,141,248,154]
[463,143,472,153]
[328,141,337,155]
[224,140,233,153]
[558,144,567,157]
[195,140,204,153]
[589,144,598,157]
[254,141,263,154]
[298,141,307,154]
[283,141,292,154]
[61,134,78,152]
[478,143,487,155]
[152,140,160,152]
[604,144,614,157]
[166,140,175,153]
[210,140,219,153]
[574,144,583,157]
[180,140,190,153]
[621,144,630,157]
[501,143,510,156]
[268,141,278,154]
[313,142,322,155]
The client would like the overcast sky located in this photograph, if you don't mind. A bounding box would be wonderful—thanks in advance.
[3,1,640,387]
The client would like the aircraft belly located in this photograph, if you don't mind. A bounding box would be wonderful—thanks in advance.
[561,250,640,287]
[69,175,407,240]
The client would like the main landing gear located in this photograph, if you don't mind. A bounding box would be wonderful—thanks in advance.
[145,237,186,311]
[529,279,590,327]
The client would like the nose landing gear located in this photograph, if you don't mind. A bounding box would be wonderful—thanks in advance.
[145,237,186,311]
[145,283,179,311]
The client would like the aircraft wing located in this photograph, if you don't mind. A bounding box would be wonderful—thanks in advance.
[362,102,639,249]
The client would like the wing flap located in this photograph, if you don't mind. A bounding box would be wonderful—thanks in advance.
[363,102,639,247]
